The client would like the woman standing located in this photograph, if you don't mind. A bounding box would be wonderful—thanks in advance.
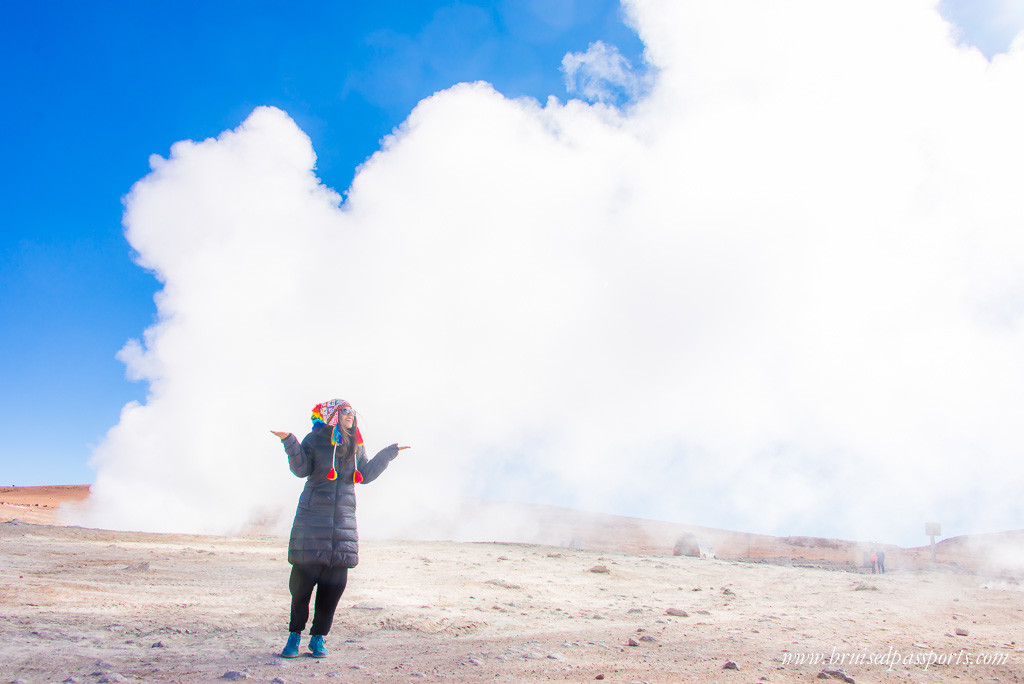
[271,398,408,658]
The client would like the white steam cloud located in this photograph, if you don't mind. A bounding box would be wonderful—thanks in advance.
[72,0,1024,546]
[562,40,650,105]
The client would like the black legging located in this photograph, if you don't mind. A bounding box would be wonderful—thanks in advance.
[288,564,349,635]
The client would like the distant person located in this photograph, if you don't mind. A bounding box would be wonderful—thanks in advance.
[271,398,409,659]
[877,549,886,574]
[870,550,878,574]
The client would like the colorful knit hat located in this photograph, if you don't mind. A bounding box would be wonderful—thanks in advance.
[311,399,364,483]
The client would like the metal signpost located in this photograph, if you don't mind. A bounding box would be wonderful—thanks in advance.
[925,522,941,563]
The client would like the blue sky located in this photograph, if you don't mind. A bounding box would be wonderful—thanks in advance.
[1,1,642,486]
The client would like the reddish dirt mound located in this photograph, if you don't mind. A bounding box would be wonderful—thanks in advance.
[0,485,90,525]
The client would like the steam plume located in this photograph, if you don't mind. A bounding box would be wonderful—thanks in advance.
[71,0,1024,546]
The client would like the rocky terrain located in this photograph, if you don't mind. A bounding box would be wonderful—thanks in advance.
[1,486,1022,682]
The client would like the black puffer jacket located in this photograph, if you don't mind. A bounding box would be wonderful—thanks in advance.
[283,426,400,567]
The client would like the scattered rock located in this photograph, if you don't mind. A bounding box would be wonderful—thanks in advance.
[672,532,702,557]
[589,565,611,574]
[62,678,81,684]
[627,607,643,614]
[122,562,150,572]
[351,603,385,610]
[627,637,640,647]
[151,641,165,648]
[221,671,249,680]
[547,653,564,660]
[595,675,605,680]
[955,627,969,636]
[272,678,286,684]
[640,635,657,642]
[666,608,690,617]
[467,658,481,666]
[722,588,735,596]
[817,669,855,682]
[854,583,878,591]
[485,579,522,589]
[723,661,739,669]
[97,675,127,684]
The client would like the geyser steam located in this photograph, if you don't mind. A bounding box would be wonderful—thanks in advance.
[73,0,1024,546]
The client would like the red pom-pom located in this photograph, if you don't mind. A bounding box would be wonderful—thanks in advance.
[353,470,363,484]
[326,468,337,481]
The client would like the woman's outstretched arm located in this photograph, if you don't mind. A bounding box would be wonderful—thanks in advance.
[358,444,410,483]
[272,430,314,478]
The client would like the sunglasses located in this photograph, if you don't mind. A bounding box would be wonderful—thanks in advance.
[339,406,354,416]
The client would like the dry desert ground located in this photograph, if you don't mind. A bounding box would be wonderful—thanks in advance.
[2,486,1023,683]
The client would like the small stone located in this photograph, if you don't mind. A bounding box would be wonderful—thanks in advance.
[485,579,522,589]
[589,565,611,574]
[640,635,657,642]
[98,675,127,684]
[596,676,605,681]
[955,627,969,636]
[666,607,690,617]
[151,641,165,648]
[123,562,151,572]
[722,588,735,596]
[62,679,81,684]
[627,637,640,647]
[221,672,249,680]
[723,661,739,670]
[467,658,481,666]
[272,678,286,684]
[817,669,855,682]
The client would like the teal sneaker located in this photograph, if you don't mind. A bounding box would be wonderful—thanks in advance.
[308,634,329,658]
[281,632,301,658]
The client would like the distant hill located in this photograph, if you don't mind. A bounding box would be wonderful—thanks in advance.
[3,485,1021,576]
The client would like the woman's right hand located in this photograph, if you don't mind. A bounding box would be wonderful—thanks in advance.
[270,430,290,440]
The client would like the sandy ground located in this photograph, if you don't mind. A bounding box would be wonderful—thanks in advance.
[2,488,1023,683]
